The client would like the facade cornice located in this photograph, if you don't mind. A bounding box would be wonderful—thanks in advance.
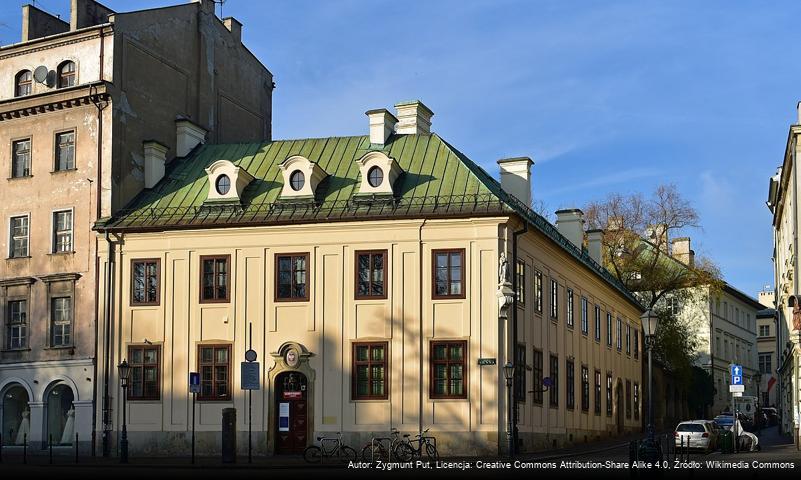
[0,24,112,60]
[0,82,110,122]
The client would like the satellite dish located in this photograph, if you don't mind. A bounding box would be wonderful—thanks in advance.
[33,65,48,84]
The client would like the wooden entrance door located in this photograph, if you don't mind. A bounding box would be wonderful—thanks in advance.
[275,371,308,454]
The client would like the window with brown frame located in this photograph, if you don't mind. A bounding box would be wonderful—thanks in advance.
[581,365,589,412]
[432,249,465,299]
[276,253,309,301]
[15,70,31,97]
[516,260,525,305]
[515,343,526,402]
[549,354,559,408]
[128,345,160,400]
[626,379,632,419]
[57,61,76,88]
[594,369,602,415]
[200,255,230,303]
[566,358,575,410]
[352,342,388,400]
[430,340,467,399]
[131,259,160,305]
[532,349,543,404]
[355,250,387,299]
[198,344,231,401]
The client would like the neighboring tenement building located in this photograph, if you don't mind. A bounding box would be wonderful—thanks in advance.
[93,101,644,456]
[756,287,778,408]
[767,104,801,448]
[0,0,272,456]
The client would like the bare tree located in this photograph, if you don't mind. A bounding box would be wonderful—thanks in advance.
[584,184,722,310]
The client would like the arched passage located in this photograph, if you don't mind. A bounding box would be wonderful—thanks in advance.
[1,383,31,444]
[43,381,76,446]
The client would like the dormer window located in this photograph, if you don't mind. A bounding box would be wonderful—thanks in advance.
[278,156,327,200]
[58,61,76,88]
[367,166,383,188]
[15,70,32,97]
[204,160,254,205]
[355,152,402,196]
[290,170,305,191]
[215,174,231,195]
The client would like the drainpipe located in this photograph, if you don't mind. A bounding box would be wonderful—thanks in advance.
[510,221,527,456]
[101,230,115,457]
[418,219,427,440]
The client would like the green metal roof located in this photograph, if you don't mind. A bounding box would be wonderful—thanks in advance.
[100,133,643,310]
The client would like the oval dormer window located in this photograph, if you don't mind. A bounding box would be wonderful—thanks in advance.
[367,166,384,188]
[215,174,231,195]
[290,170,305,191]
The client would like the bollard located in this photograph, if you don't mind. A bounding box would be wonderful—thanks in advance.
[221,408,237,464]
[0,432,3,464]
[23,433,27,464]
[50,434,53,464]
[76,433,79,463]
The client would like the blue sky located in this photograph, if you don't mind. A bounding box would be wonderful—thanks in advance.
[2,0,797,300]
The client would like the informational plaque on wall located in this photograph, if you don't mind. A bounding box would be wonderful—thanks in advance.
[278,402,290,432]
[241,362,260,390]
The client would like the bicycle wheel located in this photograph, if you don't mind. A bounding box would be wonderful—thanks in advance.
[425,442,439,461]
[303,445,322,463]
[394,442,414,462]
[339,445,358,463]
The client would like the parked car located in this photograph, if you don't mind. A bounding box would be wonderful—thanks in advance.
[713,414,744,434]
[674,420,716,452]
[762,407,779,426]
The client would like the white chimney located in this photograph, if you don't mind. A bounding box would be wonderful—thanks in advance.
[797,101,801,125]
[175,118,207,158]
[143,141,168,189]
[555,209,585,250]
[366,108,398,145]
[394,100,433,134]
[222,17,242,43]
[587,229,603,264]
[671,237,695,267]
[497,157,533,206]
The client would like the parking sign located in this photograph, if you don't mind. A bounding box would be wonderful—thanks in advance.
[730,364,743,386]
[189,372,201,394]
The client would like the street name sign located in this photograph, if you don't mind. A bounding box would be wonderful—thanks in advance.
[478,358,497,366]
[189,372,201,394]
[241,362,260,390]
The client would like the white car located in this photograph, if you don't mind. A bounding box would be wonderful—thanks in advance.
[674,420,715,452]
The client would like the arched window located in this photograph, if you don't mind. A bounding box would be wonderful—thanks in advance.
[2,384,30,445]
[46,383,75,446]
[15,70,32,97]
[58,61,76,88]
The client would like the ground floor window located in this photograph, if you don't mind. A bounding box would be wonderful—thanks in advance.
[2,385,30,445]
[634,383,640,420]
[606,373,613,416]
[430,340,467,399]
[532,350,543,404]
[549,354,559,408]
[625,380,632,419]
[566,359,575,410]
[128,345,161,400]
[46,383,74,445]
[594,370,601,415]
[352,342,388,399]
[198,344,231,401]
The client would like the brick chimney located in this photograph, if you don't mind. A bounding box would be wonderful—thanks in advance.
[222,17,242,43]
[394,100,433,135]
[22,4,68,42]
[498,157,533,206]
[143,141,168,189]
[555,209,585,250]
[70,0,114,30]
[366,109,398,146]
[671,237,694,267]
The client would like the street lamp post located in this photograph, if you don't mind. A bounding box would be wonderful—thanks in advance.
[503,362,515,459]
[640,310,660,460]
[118,359,132,464]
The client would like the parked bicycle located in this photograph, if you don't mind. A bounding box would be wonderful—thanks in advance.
[394,428,438,461]
[303,432,358,463]
[361,428,403,461]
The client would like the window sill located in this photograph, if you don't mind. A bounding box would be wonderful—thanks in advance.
[48,251,75,256]
[44,345,74,350]
[6,256,31,260]
[1,348,31,353]
[51,168,78,174]
[428,397,469,402]
[351,398,390,403]
[7,175,33,181]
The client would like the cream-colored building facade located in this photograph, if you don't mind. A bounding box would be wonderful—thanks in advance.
[767,104,801,448]
[756,288,778,408]
[94,101,643,456]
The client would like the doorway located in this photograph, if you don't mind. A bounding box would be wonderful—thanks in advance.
[274,371,308,454]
